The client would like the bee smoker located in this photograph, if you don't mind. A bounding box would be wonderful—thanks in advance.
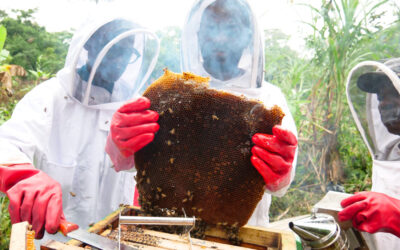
[289,211,349,250]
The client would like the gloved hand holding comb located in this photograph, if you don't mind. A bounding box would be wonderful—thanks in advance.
[106,97,159,172]
[251,125,297,192]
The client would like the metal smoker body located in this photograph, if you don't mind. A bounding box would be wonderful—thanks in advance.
[289,212,349,250]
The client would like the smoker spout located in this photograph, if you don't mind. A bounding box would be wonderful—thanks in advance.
[289,222,320,241]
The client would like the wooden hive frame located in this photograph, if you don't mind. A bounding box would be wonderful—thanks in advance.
[63,206,296,250]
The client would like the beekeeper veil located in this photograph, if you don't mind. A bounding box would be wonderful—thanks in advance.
[57,16,159,109]
[181,0,264,89]
[346,59,400,161]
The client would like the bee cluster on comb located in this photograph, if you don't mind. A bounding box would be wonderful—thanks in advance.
[134,69,284,239]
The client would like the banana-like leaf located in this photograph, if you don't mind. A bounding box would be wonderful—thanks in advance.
[0,71,13,97]
[7,65,26,77]
[0,25,6,51]
[0,65,27,97]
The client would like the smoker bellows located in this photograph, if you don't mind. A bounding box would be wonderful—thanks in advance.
[134,69,285,227]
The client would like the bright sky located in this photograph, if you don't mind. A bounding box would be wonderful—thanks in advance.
[1,0,318,48]
[2,0,398,51]
[2,0,313,31]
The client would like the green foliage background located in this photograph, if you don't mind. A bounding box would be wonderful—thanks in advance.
[0,9,71,75]
[1,1,400,248]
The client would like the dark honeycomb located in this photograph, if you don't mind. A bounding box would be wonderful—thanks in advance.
[134,69,285,227]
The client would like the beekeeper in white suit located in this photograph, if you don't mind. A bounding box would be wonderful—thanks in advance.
[0,15,160,239]
[180,0,298,227]
[339,59,400,249]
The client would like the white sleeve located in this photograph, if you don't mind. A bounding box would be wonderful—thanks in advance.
[0,82,52,166]
[260,82,298,197]
[0,138,31,165]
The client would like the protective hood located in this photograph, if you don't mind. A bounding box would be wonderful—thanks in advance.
[57,15,160,110]
[346,59,400,161]
[181,0,264,89]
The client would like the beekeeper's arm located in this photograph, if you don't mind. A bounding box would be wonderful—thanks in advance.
[106,96,159,171]
[0,85,65,239]
[338,191,400,238]
[250,85,298,196]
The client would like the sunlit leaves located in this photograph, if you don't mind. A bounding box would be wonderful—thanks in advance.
[0,25,6,51]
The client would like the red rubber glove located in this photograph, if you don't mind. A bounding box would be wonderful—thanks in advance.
[338,191,400,237]
[0,163,64,239]
[59,219,79,236]
[110,97,159,158]
[251,125,297,192]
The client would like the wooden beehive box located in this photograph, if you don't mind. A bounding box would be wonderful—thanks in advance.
[58,206,296,250]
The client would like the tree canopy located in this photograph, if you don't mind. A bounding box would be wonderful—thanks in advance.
[0,9,72,75]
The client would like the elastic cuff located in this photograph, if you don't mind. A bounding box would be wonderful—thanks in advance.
[105,134,135,172]
[0,163,38,192]
[264,176,291,197]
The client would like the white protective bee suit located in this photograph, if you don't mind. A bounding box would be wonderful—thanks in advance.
[0,15,159,235]
[181,0,298,227]
[346,58,400,249]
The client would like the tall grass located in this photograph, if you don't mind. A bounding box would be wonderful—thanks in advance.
[302,0,388,189]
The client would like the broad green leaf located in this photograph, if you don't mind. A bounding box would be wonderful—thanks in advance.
[0,25,6,51]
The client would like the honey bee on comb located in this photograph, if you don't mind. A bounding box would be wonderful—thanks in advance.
[134,69,284,229]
